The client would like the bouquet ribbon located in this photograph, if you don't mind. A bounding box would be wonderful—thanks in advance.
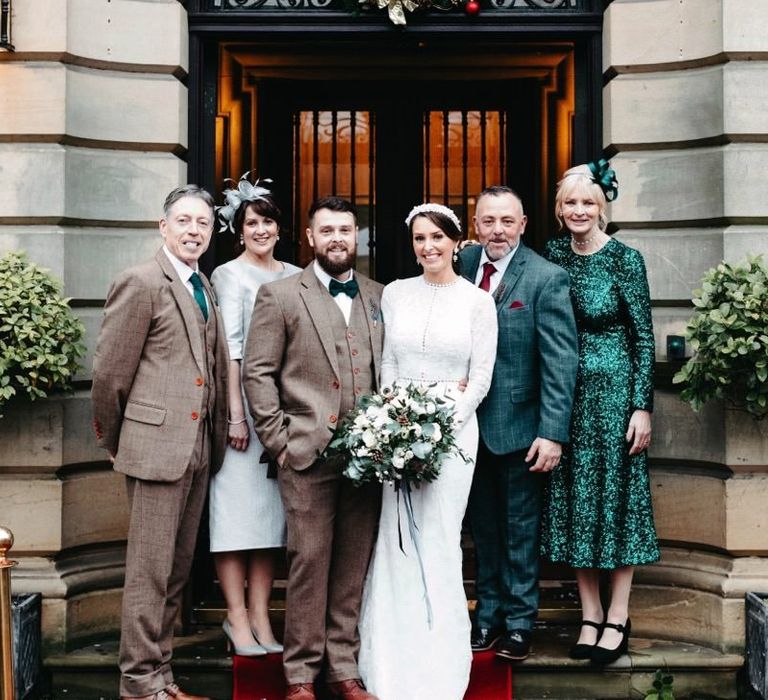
[396,480,434,628]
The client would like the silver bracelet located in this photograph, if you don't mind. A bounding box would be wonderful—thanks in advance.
[227,417,247,426]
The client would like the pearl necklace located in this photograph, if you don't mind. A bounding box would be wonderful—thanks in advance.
[423,275,459,288]
[571,233,595,249]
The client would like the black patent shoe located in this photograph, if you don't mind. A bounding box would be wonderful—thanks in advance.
[495,629,532,661]
[569,619,603,660]
[471,626,503,652]
[590,618,631,666]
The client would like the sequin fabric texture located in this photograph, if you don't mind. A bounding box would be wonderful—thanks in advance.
[540,237,660,569]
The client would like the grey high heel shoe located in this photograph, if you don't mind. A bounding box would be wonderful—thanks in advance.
[222,619,267,656]
[251,626,284,654]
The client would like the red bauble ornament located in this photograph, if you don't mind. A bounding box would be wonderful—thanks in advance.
[465,0,480,15]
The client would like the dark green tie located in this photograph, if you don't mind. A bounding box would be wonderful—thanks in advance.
[189,272,209,321]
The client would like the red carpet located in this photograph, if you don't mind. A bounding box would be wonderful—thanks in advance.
[233,650,512,699]
[467,650,514,699]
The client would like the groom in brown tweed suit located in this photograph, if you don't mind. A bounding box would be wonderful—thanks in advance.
[243,197,383,700]
[92,185,229,700]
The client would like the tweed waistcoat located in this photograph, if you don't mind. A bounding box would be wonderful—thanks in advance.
[323,292,375,417]
[193,305,217,422]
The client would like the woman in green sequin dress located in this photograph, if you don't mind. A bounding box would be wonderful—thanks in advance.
[540,164,659,663]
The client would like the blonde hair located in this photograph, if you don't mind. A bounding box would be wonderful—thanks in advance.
[554,165,608,232]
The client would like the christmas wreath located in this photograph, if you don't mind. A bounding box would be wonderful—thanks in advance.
[355,0,480,25]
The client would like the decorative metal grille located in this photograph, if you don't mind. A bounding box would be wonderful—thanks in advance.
[210,0,577,9]
[424,110,506,234]
[0,0,13,51]
[294,110,376,275]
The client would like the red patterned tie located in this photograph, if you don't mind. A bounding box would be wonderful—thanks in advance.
[479,262,497,292]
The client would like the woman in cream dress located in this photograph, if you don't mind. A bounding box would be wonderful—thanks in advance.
[210,179,300,655]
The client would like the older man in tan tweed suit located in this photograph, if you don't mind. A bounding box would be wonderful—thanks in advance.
[243,196,383,700]
[92,185,229,700]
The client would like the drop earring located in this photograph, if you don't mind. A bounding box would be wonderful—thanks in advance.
[239,233,244,246]
[452,248,459,263]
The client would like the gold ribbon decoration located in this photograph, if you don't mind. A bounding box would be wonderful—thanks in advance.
[375,0,418,24]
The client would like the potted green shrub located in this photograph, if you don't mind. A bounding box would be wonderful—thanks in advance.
[0,251,86,417]
[673,255,768,420]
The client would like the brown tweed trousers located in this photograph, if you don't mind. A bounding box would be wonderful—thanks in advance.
[243,264,384,685]
[91,249,229,697]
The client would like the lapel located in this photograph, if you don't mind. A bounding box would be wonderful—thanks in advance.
[356,274,382,385]
[460,244,482,284]
[155,250,206,376]
[298,265,342,381]
[493,243,530,310]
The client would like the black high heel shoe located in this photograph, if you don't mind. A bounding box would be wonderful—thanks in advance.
[569,620,603,660]
[590,618,631,666]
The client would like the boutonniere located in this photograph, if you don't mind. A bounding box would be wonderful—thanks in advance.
[509,300,526,310]
[369,299,382,327]
[493,283,507,303]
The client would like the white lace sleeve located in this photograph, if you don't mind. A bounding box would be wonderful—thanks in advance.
[454,290,498,425]
[380,283,399,389]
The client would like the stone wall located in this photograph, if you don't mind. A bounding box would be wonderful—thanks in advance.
[604,0,768,652]
[0,0,188,651]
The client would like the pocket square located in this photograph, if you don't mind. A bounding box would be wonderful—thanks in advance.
[509,300,526,309]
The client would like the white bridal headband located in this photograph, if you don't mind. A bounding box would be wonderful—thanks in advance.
[405,203,462,232]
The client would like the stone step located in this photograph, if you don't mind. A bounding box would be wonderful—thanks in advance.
[189,579,584,626]
[40,624,749,700]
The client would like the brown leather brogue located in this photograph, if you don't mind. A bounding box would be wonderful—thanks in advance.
[326,679,378,700]
[285,683,317,700]
[165,683,211,700]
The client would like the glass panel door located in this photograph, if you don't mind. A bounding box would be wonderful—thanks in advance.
[293,110,376,276]
[424,110,507,236]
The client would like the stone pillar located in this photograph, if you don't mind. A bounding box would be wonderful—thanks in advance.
[604,0,768,652]
[0,0,188,651]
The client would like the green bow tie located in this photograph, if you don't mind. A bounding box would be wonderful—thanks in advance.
[329,278,360,299]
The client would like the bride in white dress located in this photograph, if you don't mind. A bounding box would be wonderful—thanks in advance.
[358,204,498,700]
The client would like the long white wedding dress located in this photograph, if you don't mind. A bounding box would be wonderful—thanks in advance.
[358,275,498,700]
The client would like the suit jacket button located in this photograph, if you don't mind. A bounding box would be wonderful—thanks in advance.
[195,377,204,386]
[329,414,337,423]
[353,367,360,375]
[351,349,359,357]
[191,412,200,420]
[332,380,340,390]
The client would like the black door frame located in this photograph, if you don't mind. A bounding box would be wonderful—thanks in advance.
[186,2,606,276]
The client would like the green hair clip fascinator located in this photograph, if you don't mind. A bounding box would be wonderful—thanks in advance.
[587,159,619,202]
[216,172,273,234]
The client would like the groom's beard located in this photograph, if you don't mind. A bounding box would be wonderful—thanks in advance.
[315,246,357,276]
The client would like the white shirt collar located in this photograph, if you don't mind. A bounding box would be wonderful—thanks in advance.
[479,242,519,278]
[313,260,354,290]
[163,245,199,283]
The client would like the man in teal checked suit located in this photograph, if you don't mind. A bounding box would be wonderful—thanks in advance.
[461,186,578,661]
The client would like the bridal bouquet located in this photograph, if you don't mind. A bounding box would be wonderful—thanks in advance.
[323,382,467,487]
[324,382,467,628]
